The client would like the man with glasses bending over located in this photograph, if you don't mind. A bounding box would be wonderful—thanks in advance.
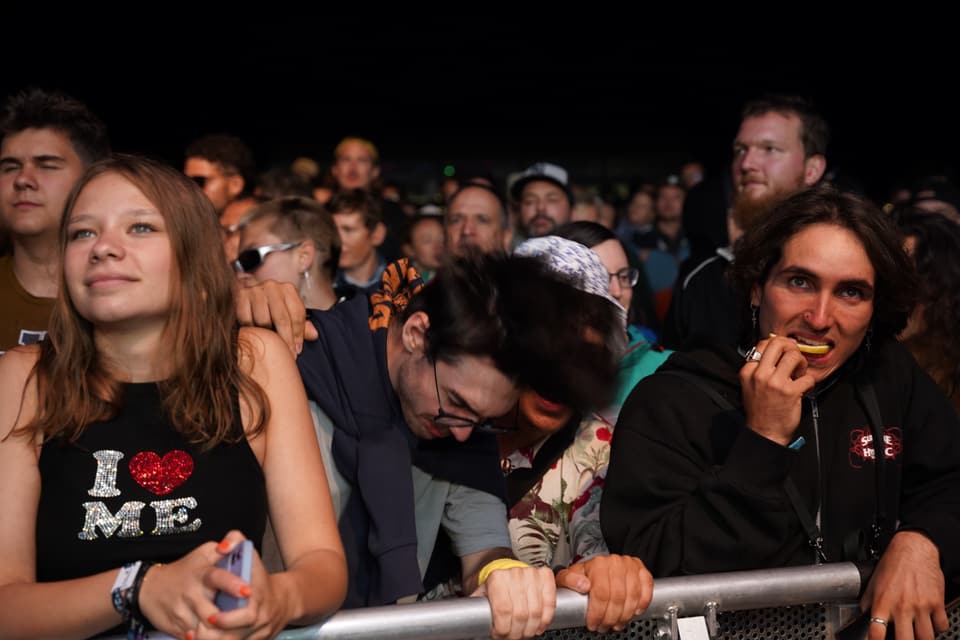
[295,253,647,637]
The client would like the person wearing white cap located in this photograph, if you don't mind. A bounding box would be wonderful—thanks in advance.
[494,235,655,634]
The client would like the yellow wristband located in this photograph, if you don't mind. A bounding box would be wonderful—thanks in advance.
[477,558,530,586]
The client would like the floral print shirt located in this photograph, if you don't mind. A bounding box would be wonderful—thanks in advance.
[504,330,672,569]
[505,413,614,569]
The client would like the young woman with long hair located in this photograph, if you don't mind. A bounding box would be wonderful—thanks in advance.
[0,155,346,639]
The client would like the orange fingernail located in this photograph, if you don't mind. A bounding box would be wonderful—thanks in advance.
[207,614,218,625]
[239,585,252,597]
[185,632,194,640]
[216,540,231,552]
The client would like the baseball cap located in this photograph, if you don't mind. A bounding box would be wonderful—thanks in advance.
[509,162,574,204]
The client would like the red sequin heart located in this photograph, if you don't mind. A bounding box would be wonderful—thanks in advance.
[129,450,194,496]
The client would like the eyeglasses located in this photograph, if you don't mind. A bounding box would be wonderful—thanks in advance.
[432,359,516,435]
[609,267,640,288]
[232,241,301,273]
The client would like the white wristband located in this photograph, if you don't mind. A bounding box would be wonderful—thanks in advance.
[111,560,142,620]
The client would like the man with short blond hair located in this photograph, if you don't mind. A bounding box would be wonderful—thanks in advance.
[331,136,380,191]
[330,136,405,262]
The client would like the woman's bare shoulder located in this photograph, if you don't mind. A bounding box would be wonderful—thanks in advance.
[238,326,296,371]
[0,344,40,382]
[0,345,41,442]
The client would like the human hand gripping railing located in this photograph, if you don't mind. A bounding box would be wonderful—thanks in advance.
[274,561,867,640]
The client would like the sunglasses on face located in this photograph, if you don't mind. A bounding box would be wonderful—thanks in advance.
[190,168,239,189]
[232,241,301,273]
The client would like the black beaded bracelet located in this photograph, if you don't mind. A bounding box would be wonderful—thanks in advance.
[128,561,155,626]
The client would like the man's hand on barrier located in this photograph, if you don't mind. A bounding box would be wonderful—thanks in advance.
[235,280,317,357]
[472,564,556,640]
[861,530,948,640]
[556,554,653,633]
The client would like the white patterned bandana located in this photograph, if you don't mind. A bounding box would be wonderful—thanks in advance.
[514,235,627,326]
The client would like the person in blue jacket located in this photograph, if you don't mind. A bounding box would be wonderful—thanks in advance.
[298,252,652,637]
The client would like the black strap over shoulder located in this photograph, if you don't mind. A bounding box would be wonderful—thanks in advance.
[855,379,888,558]
[505,412,581,507]
[659,367,890,563]
[785,478,828,563]
[658,368,829,561]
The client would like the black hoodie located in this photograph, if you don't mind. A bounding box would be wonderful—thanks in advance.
[601,340,960,580]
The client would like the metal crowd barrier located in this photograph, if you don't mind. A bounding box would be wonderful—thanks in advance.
[109,562,960,639]
[280,562,865,640]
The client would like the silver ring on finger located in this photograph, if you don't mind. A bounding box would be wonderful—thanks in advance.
[744,346,763,363]
[869,617,888,626]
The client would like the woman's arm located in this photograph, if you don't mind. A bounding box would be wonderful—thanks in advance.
[0,349,244,639]
[0,348,127,638]
[210,327,346,636]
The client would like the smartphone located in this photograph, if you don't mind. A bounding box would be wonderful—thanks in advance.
[214,539,253,611]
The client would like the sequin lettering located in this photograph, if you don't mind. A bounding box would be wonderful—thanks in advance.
[151,497,201,535]
[87,450,124,497]
[77,501,146,540]
[78,450,201,541]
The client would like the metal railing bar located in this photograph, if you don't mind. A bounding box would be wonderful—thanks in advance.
[275,562,864,640]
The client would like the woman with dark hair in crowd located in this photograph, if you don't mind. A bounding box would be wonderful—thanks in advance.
[555,221,669,414]
[896,207,960,410]
[476,235,656,634]
[496,225,669,569]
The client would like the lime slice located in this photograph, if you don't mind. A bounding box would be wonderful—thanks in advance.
[796,343,830,355]
[768,333,829,354]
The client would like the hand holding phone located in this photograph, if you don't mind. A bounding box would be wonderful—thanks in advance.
[214,539,254,611]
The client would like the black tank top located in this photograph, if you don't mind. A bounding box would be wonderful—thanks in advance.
[35,382,266,582]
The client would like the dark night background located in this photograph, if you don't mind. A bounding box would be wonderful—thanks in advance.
[3,17,956,204]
